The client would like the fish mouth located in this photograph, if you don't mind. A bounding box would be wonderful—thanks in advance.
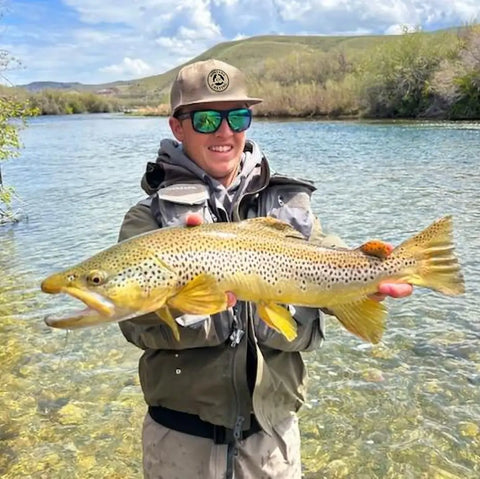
[43,286,120,330]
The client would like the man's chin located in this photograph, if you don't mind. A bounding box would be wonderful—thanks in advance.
[206,162,239,183]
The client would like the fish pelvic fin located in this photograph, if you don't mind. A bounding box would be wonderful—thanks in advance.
[167,273,228,316]
[155,307,180,341]
[330,298,387,344]
[391,216,465,296]
[257,302,298,341]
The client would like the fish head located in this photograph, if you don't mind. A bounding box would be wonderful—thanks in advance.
[41,245,178,329]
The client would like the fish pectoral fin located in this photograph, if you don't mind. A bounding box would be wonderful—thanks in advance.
[167,274,228,315]
[330,298,386,344]
[257,302,297,341]
[356,240,391,259]
[155,307,180,341]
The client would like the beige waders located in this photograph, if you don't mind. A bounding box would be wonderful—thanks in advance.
[142,412,302,479]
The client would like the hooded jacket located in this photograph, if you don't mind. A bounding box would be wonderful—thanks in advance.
[118,139,342,436]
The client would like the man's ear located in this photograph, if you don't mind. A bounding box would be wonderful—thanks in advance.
[169,116,184,141]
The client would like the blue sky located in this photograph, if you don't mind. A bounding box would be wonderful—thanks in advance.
[1,0,479,85]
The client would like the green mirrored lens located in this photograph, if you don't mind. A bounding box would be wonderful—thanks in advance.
[227,109,251,132]
[190,108,252,133]
[192,111,222,133]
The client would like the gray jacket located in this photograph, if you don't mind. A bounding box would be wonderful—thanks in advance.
[119,139,340,436]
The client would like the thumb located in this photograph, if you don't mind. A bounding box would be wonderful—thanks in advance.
[226,291,237,308]
[185,213,203,226]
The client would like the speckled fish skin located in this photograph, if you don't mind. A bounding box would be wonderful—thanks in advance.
[41,216,464,343]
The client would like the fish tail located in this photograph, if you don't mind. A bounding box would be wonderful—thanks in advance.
[391,216,465,295]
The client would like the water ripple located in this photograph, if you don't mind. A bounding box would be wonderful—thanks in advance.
[1,114,479,478]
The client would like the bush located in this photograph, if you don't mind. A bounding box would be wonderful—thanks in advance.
[0,95,38,223]
[356,28,459,118]
[28,90,123,115]
[430,25,480,119]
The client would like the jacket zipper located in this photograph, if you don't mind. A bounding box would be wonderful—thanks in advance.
[233,415,245,440]
[229,311,245,348]
[229,305,246,447]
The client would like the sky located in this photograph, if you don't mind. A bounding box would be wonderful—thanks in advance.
[1,0,479,86]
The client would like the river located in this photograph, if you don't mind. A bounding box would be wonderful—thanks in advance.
[1,114,479,478]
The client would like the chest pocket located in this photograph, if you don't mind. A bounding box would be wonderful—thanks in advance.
[257,185,315,239]
[153,183,216,227]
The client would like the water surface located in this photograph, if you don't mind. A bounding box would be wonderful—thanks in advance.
[1,114,479,478]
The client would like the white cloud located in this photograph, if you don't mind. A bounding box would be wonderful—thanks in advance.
[63,0,144,24]
[100,57,154,77]
[385,24,419,35]
[4,0,480,84]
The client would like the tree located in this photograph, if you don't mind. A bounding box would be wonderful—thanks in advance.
[428,25,480,118]
[0,44,38,223]
[357,27,459,118]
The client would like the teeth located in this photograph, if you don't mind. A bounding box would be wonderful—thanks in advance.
[209,146,232,152]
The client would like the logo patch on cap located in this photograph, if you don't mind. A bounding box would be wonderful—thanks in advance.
[207,69,229,92]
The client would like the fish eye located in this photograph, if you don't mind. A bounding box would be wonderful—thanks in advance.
[86,270,107,286]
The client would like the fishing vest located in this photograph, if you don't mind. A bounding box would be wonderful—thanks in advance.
[120,160,326,435]
[143,160,315,238]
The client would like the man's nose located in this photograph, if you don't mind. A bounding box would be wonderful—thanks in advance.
[215,117,233,135]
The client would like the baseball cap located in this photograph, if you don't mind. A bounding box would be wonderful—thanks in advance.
[170,59,263,115]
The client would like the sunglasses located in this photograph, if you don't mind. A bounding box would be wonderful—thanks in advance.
[176,108,252,134]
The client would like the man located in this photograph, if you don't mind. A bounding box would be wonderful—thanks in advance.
[118,59,412,479]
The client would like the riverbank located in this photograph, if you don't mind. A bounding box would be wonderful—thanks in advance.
[6,26,480,120]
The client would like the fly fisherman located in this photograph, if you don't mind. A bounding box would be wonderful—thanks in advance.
[118,59,413,479]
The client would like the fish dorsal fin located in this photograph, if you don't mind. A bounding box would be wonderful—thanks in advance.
[356,240,392,259]
[239,217,305,240]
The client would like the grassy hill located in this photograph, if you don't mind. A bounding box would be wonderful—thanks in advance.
[14,25,480,119]
[109,34,401,105]
[20,33,418,105]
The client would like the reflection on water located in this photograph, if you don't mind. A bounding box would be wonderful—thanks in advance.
[1,114,479,478]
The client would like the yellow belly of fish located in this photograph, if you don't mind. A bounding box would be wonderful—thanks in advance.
[218,271,381,308]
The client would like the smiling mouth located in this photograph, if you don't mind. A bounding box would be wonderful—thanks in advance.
[209,145,232,152]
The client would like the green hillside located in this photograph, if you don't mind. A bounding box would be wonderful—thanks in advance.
[114,34,400,104]
[12,25,480,119]
[19,33,411,104]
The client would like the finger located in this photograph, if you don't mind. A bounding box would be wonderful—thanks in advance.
[377,282,413,298]
[369,293,388,302]
[226,291,237,308]
[185,213,203,227]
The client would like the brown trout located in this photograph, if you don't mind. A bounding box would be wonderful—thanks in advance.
[41,216,464,343]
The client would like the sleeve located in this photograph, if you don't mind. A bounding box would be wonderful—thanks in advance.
[309,216,348,248]
[118,202,159,242]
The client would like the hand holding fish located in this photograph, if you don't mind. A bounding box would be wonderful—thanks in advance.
[368,243,414,300]
[375,281,413,299]
[185,213,204,227]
